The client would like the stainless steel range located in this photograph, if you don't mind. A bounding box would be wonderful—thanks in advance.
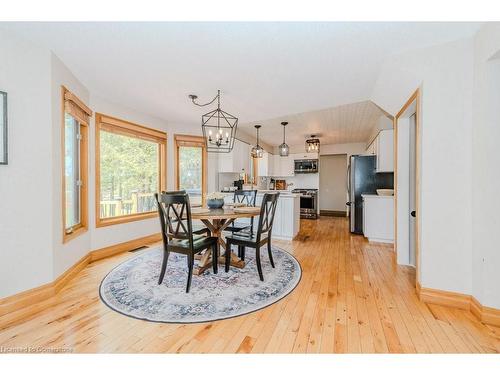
[292,188,318,219]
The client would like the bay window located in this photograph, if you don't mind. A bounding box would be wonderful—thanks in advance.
[95,113,166,227]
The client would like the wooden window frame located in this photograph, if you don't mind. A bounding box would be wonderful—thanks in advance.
[62,86,92,243]
[174,134,207,206]
[95,113,167,228]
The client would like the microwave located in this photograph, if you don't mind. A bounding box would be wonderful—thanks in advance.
[294,159,319,173]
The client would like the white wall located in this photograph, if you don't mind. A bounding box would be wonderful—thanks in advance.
[319,154,347,212]
[0,30,54,298]
[471,24,500,309]
[0,29,221,298]
[372,38,475,295]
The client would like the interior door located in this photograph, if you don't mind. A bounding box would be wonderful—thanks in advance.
[409,114,417,266]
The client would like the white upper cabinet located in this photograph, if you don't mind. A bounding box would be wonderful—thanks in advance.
[365,129,394,172]
[292,152,318,160]
[257,151,270,176]
[375,129,394,172]
[271,154,294,177]
[218,139,250,174]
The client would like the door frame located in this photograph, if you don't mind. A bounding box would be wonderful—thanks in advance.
[394,88,421,286]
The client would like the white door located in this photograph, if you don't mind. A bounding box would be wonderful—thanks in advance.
[409,114,417,266]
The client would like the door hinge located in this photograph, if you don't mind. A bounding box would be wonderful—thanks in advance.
[76,180,83,187]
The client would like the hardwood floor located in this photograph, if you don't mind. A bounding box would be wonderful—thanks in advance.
[0,217,499,353]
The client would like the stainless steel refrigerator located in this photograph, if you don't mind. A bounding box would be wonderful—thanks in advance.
[346,155,394,234]
[347,155,377,234]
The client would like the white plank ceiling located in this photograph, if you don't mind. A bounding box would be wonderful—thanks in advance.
[239,100,386,146]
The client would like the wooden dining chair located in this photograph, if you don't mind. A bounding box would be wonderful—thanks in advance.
[223,189,258,234]
[155,192,218,292]
[162,190,210,236]
[225,192,280,281]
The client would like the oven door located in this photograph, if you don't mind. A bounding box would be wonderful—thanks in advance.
[299,195,315,210]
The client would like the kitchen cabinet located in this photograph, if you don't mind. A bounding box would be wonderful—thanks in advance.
[257,151,270,177]
[365,139,376,155]
[362,194,394,243]
[365,129,394,172]
[218,139,250,174]
[255,193,300,240]
[375,129,394,172]
[222,192,300,241]
[291,152,318,160]
[271,154,294,177]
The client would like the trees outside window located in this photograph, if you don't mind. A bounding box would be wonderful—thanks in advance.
[95,113,166,227]
[175,135,207,206]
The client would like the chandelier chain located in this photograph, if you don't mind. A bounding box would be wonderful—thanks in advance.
[190,90,220,107]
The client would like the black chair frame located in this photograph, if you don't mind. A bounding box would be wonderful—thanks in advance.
[155,192,218,292]
[225,192,280,281]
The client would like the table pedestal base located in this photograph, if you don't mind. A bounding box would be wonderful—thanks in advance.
[193,218,246,275]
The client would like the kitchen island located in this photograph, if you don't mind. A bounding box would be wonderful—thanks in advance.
[222,190,300,241]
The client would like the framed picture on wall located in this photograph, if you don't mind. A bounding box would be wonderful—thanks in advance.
[0,91,7,165]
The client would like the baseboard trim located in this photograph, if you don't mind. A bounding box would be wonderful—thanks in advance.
[89,233,161,262]
[418,286,500,327]
[320,210,347,217]
[471,296,500,326]
[419,286,471,310]
[0,233,161,327]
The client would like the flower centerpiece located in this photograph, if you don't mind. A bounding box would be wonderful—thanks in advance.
[206,192,225,209]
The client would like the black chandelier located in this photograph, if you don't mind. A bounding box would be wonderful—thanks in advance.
[189,90,238,153]
[251,125,264,158]
[305,135,320,153]
[279,121,289,157]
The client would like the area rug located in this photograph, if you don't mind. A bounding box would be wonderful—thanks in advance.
[99,245,302,323]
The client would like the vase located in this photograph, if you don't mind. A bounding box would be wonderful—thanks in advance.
[207,198,224,209]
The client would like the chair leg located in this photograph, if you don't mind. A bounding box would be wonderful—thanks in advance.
[237,245,242,258]
[240,246,245,261]
[158,249,169,285]
[267,241,275,268]
[256,246,264,281]
[212,243,218,274]
[186,253,194,293]
[225,242,231,272]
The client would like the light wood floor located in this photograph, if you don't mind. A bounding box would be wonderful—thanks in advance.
[0,217,499,353]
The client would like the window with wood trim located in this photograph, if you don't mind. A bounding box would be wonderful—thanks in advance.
[62,87,91,243]
[174,135,207,206]
[95,113,167,227]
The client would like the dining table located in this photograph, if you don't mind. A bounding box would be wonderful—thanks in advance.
[190,206,261,276]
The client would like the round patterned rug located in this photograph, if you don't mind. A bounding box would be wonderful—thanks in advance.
[99,245,302,323]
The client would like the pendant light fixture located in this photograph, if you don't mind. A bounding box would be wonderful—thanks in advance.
[189,90,238,153]
[279,121,289,157]
[251,125,264,158]
[305,135,320,153]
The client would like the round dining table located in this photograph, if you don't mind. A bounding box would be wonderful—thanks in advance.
[190,206,261,276]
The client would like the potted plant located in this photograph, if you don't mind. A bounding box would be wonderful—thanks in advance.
[206,192,225,209]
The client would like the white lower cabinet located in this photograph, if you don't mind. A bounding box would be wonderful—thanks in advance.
[362,194,394,243]
[254,193,299,240]
[224,193,300,240]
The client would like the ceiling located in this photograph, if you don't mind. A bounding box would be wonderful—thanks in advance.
[1,22,481,145]
[242,100,386,146]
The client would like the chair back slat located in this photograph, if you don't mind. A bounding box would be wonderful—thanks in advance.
[155,192,194,248]
[234,190,257,206]
[256,193,280,240]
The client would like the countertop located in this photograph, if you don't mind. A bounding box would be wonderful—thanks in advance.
[220,190,299,197]
[362,193,394,199]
